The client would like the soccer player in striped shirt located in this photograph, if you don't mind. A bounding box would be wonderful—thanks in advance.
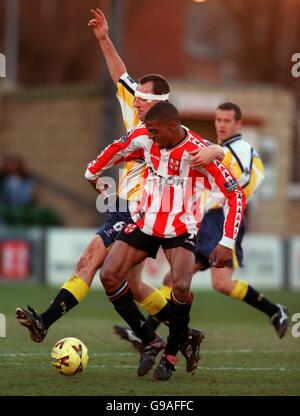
[118,103,288,354]
[157,102,288,339]
[85,101,246,380]
[15,9,223,358]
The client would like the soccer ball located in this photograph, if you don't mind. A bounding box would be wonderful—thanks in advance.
[51,337,89,376]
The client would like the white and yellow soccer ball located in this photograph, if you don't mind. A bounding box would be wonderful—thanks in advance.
[51,337,89,376]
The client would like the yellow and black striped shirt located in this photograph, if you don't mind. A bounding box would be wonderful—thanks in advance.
[205,134,265,210]
[116,73,146,201]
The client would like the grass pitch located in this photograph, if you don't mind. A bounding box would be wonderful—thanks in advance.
[0,283,299,396]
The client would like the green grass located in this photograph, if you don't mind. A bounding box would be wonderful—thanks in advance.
[0,284,299,396]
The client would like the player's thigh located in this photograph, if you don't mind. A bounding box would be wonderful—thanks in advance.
[101,240,149,282]
[195,209,224,269]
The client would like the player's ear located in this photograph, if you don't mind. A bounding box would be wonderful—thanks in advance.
[169,119,178,130]
[236,119,242,130]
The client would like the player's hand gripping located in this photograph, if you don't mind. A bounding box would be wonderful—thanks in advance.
[88,8,109,41]
[190,147,223,169]
[209,244,233,268]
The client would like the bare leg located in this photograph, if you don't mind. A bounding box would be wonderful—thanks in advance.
[211,266,235,295]
[100,240,158,345]
[126,262,154,303]
[164,247,194,302]
[75,235,108,286]
[38,235,108,329]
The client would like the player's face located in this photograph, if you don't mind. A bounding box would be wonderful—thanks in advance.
[145,119,176,149]
[134,82,160,121]
[215,109,242,143]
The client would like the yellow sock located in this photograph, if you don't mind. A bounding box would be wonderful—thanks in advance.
[159,285,172,300]
[139,288,168,315]
[230,280,248,300]
[62,275,89,303]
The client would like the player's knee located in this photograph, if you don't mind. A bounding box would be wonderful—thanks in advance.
[99,265,112,286]
[172,280,190,301]
[212,279,231,295]
[100,263,120,291]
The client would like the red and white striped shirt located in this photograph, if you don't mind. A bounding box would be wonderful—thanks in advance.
[85,125,246,248]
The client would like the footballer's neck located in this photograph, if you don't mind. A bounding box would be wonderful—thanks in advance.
[168,126,187,149]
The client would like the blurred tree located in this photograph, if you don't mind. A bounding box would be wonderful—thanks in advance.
[0,0,111,85]
[187,0,300,91]
[0,0,298,94]
[223,0,300,87]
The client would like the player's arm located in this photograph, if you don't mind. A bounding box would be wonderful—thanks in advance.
[190,144,225,169]
[84,129,146,190]
[88,8,126,83]
[199,160,246,268]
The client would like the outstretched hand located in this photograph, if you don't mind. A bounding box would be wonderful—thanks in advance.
[209,244,233,268]
[88,8,109,41]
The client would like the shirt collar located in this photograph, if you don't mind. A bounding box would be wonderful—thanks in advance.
[222,134,242,146]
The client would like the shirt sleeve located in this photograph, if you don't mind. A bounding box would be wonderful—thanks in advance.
[116,73,140,132]
[85,128,146,181]
[223,144,265,201]
[199,159,246,249]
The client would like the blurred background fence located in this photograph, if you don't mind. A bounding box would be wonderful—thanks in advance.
[0,226,299,289]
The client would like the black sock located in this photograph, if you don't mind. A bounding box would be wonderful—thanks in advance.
[146,302,172,331]
[108,282,156,344]
[41,289,78,330]
[243,285,279,317]
[164,292,192,356]
[146,315,161,331]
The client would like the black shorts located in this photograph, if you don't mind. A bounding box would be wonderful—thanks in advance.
[116,222,197,259]
[195,208,245,269]
[96,198,132,248]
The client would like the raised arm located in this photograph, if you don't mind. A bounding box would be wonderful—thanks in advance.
[88,8,126,84]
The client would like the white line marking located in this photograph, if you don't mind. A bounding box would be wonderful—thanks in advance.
[88,364,298,372]
[5,362,299,372]
[0,349,290,358]
[1,352,299,373]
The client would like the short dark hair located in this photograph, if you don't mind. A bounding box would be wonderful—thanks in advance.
[145,102,180,123]
[138,74,170,95]
[217,102,242,121]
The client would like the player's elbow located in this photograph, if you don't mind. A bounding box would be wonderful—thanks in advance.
[85,169,96,181]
